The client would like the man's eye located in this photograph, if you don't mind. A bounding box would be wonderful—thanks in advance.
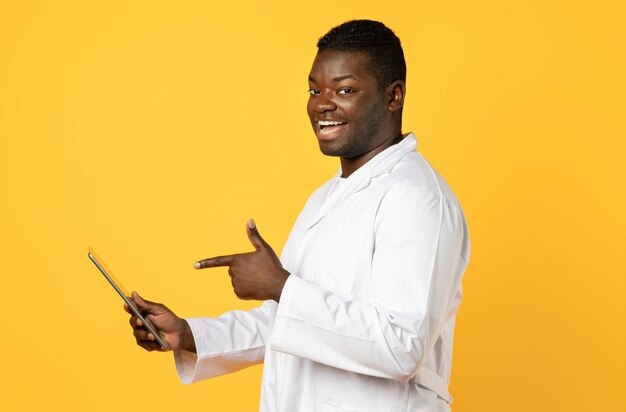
[338,88,355,94]
[308,88,320,95]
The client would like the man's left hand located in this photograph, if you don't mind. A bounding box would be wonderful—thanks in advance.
[195,219,290,302]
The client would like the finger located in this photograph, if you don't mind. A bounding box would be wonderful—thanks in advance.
[131,292,164,316]
[246,218,266,250]
[194,254,236,269]
[129,315,144,328]
[134,328,156,341]
[131,291,154,312]
[138,339,163,352]
[142,314,164,338]
[124,299,143,315]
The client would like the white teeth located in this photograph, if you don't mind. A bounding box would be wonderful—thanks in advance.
[318,120,346,126]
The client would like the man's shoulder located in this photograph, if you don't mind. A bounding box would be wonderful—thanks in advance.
[385,151,446,192]
[380,151,463,211]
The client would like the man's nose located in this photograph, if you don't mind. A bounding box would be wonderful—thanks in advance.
[313,92,337,112]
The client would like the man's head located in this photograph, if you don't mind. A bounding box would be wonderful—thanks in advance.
[307,20,406,175]
[316,19,406,91]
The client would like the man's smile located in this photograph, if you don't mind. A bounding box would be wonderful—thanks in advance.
[317,120,348,139]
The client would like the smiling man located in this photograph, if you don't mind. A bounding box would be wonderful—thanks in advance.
[127,20,470,411]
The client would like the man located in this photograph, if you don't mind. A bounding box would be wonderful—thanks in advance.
[127,20,470,411]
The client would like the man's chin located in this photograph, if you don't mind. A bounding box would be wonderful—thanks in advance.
[319,146,341,157]
[318,141,348,157]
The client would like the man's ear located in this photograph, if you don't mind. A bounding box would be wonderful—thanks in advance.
[387,80,406,112]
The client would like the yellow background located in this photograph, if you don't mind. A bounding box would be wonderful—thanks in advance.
[1,1,624,410]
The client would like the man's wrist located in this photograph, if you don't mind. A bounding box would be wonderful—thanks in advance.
[177,318,197,353]
[272,269,290,303]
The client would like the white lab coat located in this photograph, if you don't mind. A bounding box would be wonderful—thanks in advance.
[174,134,470,411]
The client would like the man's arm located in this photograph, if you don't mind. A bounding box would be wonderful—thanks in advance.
[174,303,273,383]
[125,292,273,384]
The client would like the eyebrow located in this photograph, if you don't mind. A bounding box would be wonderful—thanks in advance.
[308,74,357,83]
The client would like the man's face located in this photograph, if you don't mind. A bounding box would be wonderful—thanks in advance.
[307,50,390,159]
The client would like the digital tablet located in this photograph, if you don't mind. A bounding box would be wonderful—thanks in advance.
[88,247,169,350]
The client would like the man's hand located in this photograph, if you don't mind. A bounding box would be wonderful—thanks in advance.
[124,292,196,353]
[194,219,290,302]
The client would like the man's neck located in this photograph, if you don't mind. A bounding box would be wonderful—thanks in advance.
[340,132,405,178]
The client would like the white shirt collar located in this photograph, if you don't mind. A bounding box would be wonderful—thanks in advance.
[335,133,418,193]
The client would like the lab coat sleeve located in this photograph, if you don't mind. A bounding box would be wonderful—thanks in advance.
[174,300,274,383]
[270,187,468,381]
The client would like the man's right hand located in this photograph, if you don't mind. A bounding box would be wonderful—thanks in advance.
[124,292,196,353]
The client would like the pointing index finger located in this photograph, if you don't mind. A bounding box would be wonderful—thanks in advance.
[194,255,235,269]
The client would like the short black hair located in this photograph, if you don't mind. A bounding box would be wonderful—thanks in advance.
[317,20,406,89]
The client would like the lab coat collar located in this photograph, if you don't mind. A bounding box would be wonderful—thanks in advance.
[307,133,418,230]
[342,132,418,193]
